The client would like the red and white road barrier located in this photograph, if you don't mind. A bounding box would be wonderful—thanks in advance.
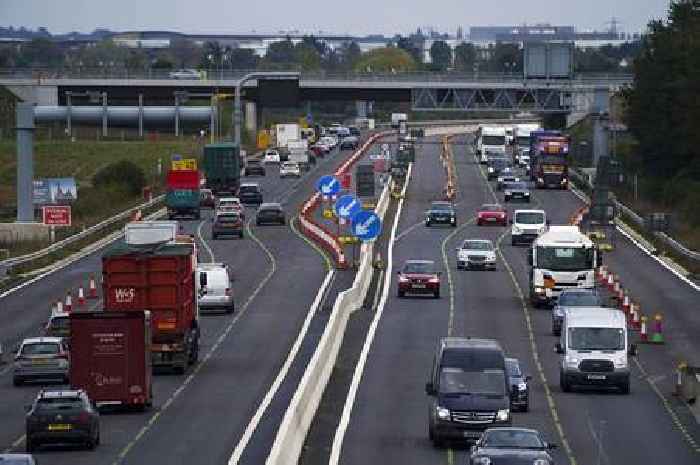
[88,275,98,299]
[56,299,63,313]
[640,315,648,342]
[622,294,631,313]
[64,291,73,312]
[77,286,85,307]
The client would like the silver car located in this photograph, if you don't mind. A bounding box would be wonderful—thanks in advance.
[13,337,70,386]
[551,289,604,336]
[197,263,234,313]
[456,239,497,270]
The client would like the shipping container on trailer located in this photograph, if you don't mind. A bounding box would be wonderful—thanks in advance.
[166,169,200,189]
[69,311,153,409]
[203,143,241,195]
[102,236,199,373]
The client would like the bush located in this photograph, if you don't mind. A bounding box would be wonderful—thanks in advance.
[92,160,145,195]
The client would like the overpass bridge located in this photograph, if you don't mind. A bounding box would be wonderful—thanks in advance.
[1,70,631,116]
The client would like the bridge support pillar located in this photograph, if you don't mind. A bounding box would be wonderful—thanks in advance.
[356,100,368,118]
[245,101,257,137]
[16,102,35,222]
[592,112,609,168]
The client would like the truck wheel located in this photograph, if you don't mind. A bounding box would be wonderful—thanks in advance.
[13,376,22,387]
[434,290,440,299]
[560,374,571,393]
[239,231,244,239]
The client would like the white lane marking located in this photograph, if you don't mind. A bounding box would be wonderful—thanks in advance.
[227,269,335,465]
[440,218,475,337]
[569,186,699,292]
[111,217,276,465]
[196,219,215,263]
[328,164,412,465]
[585,414,612,465]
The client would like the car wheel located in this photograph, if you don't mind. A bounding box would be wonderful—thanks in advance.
[477,219,482,226]
[504,197,510,202]
[212,234,217,240]
[451,221,457,228]
[560,374,572,393]
[425,221,431,227]
[434,290,440,299]
[522,403,529,413]
[239,231,244,239]
[511,238,517,246]
[398,290,405,298]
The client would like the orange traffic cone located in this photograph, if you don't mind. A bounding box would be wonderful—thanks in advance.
[65,292,73,312]
[56,300,63,313]
[606,273,615,291]
[77,287,85,307]
[88,275,98,299]
[631,306,640,330]
[639,315,648,342]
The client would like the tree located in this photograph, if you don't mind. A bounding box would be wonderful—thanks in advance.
[354,47,417,73]
[229,47,258,70]
[453,42,477,72]
[484,42,522,73]
[429,40,452,71]
[260,38,297,69]
[92,160,145,196]
[395,35,423,64]
[19,38,63,67]
[339,41,361,70]
[170,38,200,68]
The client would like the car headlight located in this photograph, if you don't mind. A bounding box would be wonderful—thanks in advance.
[488,167,494,173]
[496,409,510,422]
[487,253,496,261]
[473,458,492,465]
[436,406,450,420]
[535,286,545,294]
[518,382,528,391]
[533,459,550,465]
[614,357,627,369]
[512,226,522,234]
[566,357,580,368]
[524,192,530,196]
[57,359,69,369]
[538,226,546,234]
[504,191,511,196]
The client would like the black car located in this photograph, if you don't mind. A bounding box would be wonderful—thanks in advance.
[505,358,531,412]
[503,181,531,202]
[348,126,361,136]
[340,136,359,150]
[486,157,509,180]
[244,160,266,176]
[212,211,244,239]
[25,389,100,452]
[256,203,286,225]
[238,183,263,205]
[551,289,604,336]
[468,427,556,465]
[425,201,457,227]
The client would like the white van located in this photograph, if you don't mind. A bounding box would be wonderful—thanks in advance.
[196,263,234,313]
[510,209,547,245]
[556,307,635,394]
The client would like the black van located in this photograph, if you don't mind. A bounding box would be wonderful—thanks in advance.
[425,337,511,446]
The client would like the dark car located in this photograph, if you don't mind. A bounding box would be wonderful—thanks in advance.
[238,183,263,205]
[340,136,360,150]
[487,158,509,180]
[397,260,441,298]
[348,126,361,136]
[505,358,531,412]
[426,338,511,446]
[477,204,508,226]
[497,174,519,191]
[468,428,556,465]
[25,389,100,452]
[551,289,604,336]
[244,160,266,176]
[212,211,244,239]
[503,181,531,203]
[200,189,215,208]
[256,203,286,225]
[425,201,457,227]
[0,454,38,464]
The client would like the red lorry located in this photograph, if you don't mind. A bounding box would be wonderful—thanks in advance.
[102,231,200,373]
[69,311,153,409]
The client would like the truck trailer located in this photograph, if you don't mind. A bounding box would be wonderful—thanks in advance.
[203,143,241,195]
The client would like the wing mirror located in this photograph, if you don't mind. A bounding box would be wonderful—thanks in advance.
[548,443,558,450]
[425,382,436,396]
[525,375,532,382]
[554,343,565,354]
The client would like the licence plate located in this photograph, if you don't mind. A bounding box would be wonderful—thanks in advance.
[412,284,426,289]
[48,424,72,431]
[463,431,481,438]
[486,217,496,222]
[588,374,606,380]
[31,358,51,365]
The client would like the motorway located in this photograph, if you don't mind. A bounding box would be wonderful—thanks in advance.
[0,141,366,465]
[334,135,700,465]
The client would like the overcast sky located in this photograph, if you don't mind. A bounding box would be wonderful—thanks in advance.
[0,0,670,35]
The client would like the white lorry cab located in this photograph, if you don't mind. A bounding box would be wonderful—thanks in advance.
[511,209,547,245]
[476,126,507,163]
[513,123,541,165]
[556,307,635,394]
[528,225,599,307]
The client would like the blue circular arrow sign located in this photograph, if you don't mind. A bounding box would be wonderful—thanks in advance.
[316,175,340,196]
[334,194,362,219]
[350,210,382,241]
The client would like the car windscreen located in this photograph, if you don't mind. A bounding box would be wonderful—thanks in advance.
[483,430,544,449]
[403,262,435,274]
[439,368,506,396]
[559,292,601,307]
[431,203,452,211]
[239,186,258,194]
[505,182,528,190]
[482,135,506,146]
[536,246,594,271]
[480,205,503,212]
[490,159,507,168]
[515,212,545,224]
[505,359,522,377]
[463,241,492,251]
[568,327,624,351]
[21,342,60,355]
[517,136,530,146]
[441,348,505,371]
[204,271,228,287]
[259,208,280,215]
[36,397,84,412]
[0,459,33,465]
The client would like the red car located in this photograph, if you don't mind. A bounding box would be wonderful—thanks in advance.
[397,260,441,298]
[477,204,508,226]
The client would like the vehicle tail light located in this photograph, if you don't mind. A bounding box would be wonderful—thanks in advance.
[499,213,505,218]
[428,277,440,284]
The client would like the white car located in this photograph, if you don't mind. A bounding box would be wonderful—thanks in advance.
[216,197,244,217]
[169,69,201,80]
[456,239,497,270]
[279,161,302,178]
[263,150,281,164]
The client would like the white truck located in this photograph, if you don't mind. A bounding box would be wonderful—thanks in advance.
[556,307,634,394]
[528,225,599,307]
[275,124,301,149]
[475,126,507,163]
[513,123,541,165]
[391,113,408,130]
[287,140,311,170]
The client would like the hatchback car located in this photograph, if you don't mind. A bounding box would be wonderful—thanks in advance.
[477,204,508,226]
[551,289,604,336]
[25,389,100,452]
[340,136,359,150]
[197,263,234,313]
[456,239,497,270]
[211,211,244,239]
[44,310,71,345]
[244,160,266,176]
[238,183,263,205]
[467,428,556,465]
[505,358,531,412]
[397,260,441,298]
[279,161,302,178]
[503,181,531,203]
[256,203,286,225]
[425,201,457,227]
[13,337,69,386]
[216,197,244,214]
[487,158,510,180]
[263,150,281,164]
[199,189,216,208]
